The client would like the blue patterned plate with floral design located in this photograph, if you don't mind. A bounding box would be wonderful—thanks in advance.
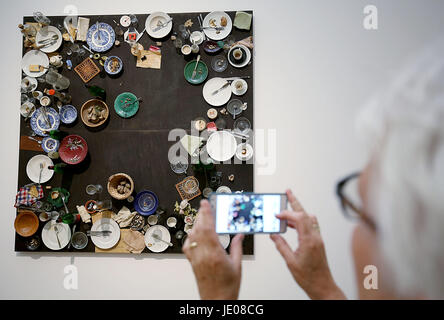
[30,107,60,137]
[59,105,78,124]
[86,22,115,53]
[134,190,159,216]
[41,137,60,153]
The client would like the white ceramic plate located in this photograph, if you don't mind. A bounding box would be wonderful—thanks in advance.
[35,26,63,53]
[235,143,254,161]
[146,12,173,39]
[21,50,49,78]
[202,11,232,41]
[90,218,121,249]
[144,225,171,253]
[26,154,54,184]
[228,44,251,68]
[218,234,231,249]
[42,221,71,250]
[231,79,248,96]
[202,77,232,107]
[190,31,204,45]
[206,131,237,162]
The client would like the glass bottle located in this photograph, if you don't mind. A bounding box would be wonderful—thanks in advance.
[85,84,106,101]
[48,163,67,174]
[61,212,80,224]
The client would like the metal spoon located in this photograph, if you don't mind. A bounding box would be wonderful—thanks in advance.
[53,225,62,248]
[152,233,173,247]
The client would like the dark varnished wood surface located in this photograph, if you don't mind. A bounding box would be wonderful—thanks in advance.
[16,11,254,254]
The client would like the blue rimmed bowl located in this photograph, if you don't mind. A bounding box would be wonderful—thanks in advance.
[104,56,123,75]
[59,104,78,124]
[134,190,159,216]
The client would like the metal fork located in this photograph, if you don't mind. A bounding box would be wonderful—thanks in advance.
[38,163,43,184]
[152,233,173,247]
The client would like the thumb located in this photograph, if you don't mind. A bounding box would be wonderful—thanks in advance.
[229,234,244,271]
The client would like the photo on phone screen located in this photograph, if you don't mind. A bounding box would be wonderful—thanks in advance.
[210,193,287,234]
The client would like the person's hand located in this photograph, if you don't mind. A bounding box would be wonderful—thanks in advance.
[270,189,346,300]
[183,200,245,300]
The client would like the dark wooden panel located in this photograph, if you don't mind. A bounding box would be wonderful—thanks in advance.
[16,11,254,254]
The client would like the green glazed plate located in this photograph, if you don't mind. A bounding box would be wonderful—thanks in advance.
[184,60,209,85]
[114,92,139,118]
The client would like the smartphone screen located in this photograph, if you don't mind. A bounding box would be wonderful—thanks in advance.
[210,193,287,234]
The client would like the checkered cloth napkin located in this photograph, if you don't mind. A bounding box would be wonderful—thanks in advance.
[14,184,44,207]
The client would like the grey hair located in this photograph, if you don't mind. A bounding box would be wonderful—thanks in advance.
[357,38,444,299]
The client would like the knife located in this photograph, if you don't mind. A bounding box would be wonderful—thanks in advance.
[153,18,173,32]
[87,230,112,236]
[211,81,230,95]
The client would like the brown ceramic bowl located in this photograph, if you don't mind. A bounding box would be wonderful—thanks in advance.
[14,211,39,237]
[107,173,134,200]
[80,99,109,128]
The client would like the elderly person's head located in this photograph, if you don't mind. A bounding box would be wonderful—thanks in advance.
[183,39,444,300]
[352,38,444,299]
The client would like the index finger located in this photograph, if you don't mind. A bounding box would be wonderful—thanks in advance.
[286,189,306,213]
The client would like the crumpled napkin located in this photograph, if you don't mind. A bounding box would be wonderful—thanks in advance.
[123,230,145,254]
[76,205,91,223]
[113,206,136,227]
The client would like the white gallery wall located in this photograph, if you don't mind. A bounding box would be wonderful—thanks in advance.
[1,0,443,299]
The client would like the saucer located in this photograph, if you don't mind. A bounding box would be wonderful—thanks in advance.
[231,79,248,96]
[41,137,60,153]
[59,104,78,124]
[235,143,253,161]
[228,44,251,68]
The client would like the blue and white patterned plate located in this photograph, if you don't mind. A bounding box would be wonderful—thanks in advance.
[59,105,77,124]
[134,190,159,216]
[41,137,60,153]
[86,22,115,53]
[30,107,60,137]
[104,56,123,75]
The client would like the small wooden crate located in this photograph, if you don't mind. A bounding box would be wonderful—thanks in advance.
[74,57,100,83]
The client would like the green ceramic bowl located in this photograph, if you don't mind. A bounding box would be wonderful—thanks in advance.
[114,92,140,118]
[184,60,208,85]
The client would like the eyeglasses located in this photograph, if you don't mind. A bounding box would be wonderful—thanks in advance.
[335,172,377,231]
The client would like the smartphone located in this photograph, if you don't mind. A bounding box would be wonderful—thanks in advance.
[209,193,287,234]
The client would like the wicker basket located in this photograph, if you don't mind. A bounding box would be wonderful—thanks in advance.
[107,173,134,200]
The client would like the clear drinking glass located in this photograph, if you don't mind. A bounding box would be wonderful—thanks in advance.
[53,75,70,91]
[173,38,183,49]
[33,12,51,25]
[86,184,103,195]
